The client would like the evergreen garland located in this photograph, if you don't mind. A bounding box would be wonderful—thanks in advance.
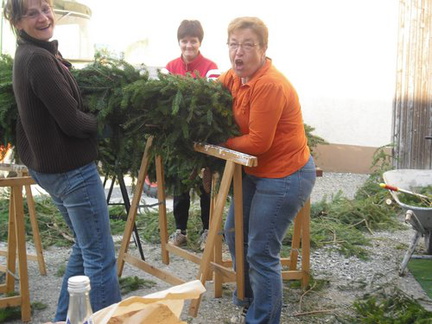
[0,54,326,193]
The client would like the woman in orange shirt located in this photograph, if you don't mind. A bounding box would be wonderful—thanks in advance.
[219,17,316,324]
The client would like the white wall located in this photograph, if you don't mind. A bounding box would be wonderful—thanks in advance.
[2,0,399,148]
[1,20,16,57]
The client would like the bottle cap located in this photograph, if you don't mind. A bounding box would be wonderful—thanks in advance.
[67,275,91,293]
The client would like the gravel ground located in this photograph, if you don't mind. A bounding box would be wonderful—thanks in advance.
[2,172,432,323]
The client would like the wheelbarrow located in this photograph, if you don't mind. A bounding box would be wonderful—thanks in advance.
[382,169,432,275]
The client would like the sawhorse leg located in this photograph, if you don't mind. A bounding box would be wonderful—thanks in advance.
[117,137,154,276]
[24,184,46,275]
[117,174,146,260]
[104,173,145,260]
[283,199,311,288]
[0,181,32,322]
[189,161,245,316]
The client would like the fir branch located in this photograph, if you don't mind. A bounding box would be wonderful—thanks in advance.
[0,54,17,146]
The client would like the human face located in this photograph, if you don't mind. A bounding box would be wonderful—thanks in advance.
[179,36,201,63]
[228,28,266,83]
[15,0,54,41]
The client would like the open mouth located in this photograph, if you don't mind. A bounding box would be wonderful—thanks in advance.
[235,59,244,69]
[38,24,51,31]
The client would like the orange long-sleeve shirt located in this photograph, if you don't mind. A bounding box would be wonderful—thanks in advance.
[219,59,310,178]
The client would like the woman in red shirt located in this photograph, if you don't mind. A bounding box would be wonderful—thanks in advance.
[166,20,219,249]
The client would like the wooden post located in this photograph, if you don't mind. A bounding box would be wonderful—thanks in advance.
[188,160,236,316]
[232,163,245,300]
[155,155,169,265]
[117,136,154,276]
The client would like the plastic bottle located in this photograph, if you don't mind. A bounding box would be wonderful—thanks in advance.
[65,275,94,324]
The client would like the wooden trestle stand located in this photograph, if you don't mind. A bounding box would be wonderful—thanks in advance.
[117,137,317,317]
[0,163,46,276]
[0,168,47,322]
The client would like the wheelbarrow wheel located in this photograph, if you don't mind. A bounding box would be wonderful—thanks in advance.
[424,230,432,255]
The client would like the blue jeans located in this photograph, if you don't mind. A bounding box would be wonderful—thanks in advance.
[29,162,121,321]
[224,157,316,324]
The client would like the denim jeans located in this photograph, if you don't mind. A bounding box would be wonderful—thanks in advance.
[224,156,316,324]
[29,162,121,321]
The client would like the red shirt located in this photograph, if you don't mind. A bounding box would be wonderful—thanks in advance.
[219,59,310,178]
[166,52,218,77]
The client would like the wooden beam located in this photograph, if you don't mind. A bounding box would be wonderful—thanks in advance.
[0,163,28,174]
[0,177,34,187]
[194,143,258,167]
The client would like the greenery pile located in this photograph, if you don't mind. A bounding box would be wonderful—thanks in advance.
[397,186,432,207]
[309,173,403,258]
[282,145,404,260]
[118,276,156,295]
[339,286,432,323]
[0,192,74,248]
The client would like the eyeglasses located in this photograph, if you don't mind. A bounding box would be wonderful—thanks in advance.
[227,42,259,52]
[22,5,52,19]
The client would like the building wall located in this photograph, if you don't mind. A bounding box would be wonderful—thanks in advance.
[313,143,392,174]
[392,0,432,170]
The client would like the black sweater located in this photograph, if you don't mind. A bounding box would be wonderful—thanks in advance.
[13,32,98,173]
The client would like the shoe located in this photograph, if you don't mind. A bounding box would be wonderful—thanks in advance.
[198,229,209,251]
[169,229,187,246]
[230,306,248,323]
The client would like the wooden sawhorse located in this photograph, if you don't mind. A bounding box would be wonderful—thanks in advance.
[117,136,185,285]
[0,176,37,322]
[116,139,317,317]
[188,145,321,314]
[0,163,46,276]
[116,138,257,316]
